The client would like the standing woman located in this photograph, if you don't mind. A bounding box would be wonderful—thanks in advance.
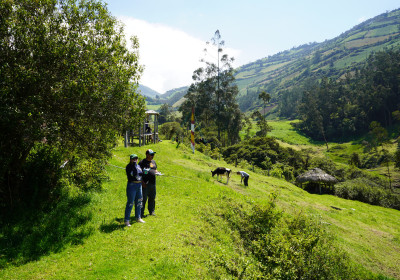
[124,154,145,226]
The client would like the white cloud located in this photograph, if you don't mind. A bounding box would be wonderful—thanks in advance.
[118,16,241,94]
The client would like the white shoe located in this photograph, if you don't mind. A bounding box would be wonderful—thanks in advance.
[125,221,131,227]
[137,218,145,223]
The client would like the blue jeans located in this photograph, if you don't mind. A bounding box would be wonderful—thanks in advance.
[124,182,143,221]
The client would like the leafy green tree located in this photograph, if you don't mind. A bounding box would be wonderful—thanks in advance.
[179,30,241,146]
[369,121,388,149]
[278,87,303,119]
[393,110,400,122]
[243,116,253,140]
[349,153,361,168]
[159,103,172,124]
[262,157,273,176]
[159,122,183,140]
[0,0,144,209]
[395,140,400,169]
[258,91,271,116]
[381,149,393,190]
[251,111,271,137]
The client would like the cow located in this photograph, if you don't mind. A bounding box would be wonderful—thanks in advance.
[211,167,231,183]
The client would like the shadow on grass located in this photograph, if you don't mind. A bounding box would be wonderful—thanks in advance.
[299,182,335,195]
[99,218,125,233]
[0,194,93,268]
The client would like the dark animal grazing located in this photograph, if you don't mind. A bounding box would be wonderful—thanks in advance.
[211,167,231,183]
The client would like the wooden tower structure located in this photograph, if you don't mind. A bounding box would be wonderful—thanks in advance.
[124,110,159,147]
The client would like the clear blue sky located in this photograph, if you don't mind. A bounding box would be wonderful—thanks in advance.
[104,0,400,93]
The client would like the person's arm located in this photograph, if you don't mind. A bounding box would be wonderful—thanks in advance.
[153,160,158,172]
[139,160,148,187]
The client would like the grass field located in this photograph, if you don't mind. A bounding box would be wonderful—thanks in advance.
[1,134,399,279]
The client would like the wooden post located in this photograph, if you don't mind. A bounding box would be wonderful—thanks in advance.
[124,130,128,148]
[138,123,142,147]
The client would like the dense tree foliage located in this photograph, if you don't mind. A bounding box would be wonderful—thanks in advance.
[158,103,173,124]
[179,30,242,146]
[222,137,305,178]
[280,49,400,140]
[251,111,271,137]
[0,0,144,210]
[396,141,400,169]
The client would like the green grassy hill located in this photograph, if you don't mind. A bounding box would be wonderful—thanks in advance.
[1,139,399,279]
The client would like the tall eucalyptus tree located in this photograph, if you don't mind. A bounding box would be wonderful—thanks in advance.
[179,30,242,145]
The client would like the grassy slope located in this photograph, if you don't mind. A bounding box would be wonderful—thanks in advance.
[1,138,400,279]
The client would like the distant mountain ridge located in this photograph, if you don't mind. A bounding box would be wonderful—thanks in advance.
[142,8,400,113]
[139,84,188,107]
[234,8,400,112]
[138,84,160,98]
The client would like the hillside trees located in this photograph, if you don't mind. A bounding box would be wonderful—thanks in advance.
[158,103,173,124]
[0,0,144,210]
[287,49,400,141]
[179,30,242,146]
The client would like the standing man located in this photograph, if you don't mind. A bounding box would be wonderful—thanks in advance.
[139,149,158,217]
[237,171,250,187]
[124,154,145,226]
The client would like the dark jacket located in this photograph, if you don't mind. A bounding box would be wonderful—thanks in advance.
[126,162,143,182]
[139,159,157,184]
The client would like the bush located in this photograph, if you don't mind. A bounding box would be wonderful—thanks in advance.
[12,143,107,211]
[335,178,400,210]
[270,165,284,179]
[159,122,183,140]
[22,144,64,208]
[222,137,304,175]
[61,156,107,192]
[208,194,371,279]
[310,157,345,181]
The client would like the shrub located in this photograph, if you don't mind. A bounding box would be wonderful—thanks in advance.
[209,147,220,160]
[222,137,302,170]
[2,143,106,210]
[335,178,400,210]
[349,152,361,167]
[209,194,371,279]
[159,122,183,140]
[196,142,206,153]
[22,144,64,208]
[270,165,284,179]
[310,157,345,181]
[360,152,381,169]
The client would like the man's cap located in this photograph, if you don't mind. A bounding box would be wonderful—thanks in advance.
[130,154,138,159]
[146,149,156,155]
